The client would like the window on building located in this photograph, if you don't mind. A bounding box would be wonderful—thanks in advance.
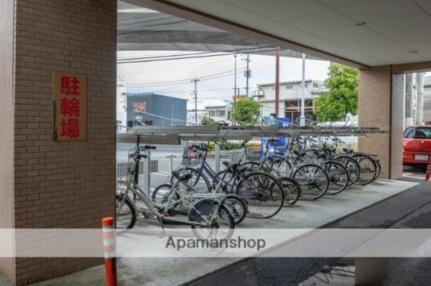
[217,110,226,117]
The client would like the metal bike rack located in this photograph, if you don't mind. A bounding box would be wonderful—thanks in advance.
[117,125,388,187]
[117,125,387,144]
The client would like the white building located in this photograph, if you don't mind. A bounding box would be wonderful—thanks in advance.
[255,80,326,123]
[188,99,231,124]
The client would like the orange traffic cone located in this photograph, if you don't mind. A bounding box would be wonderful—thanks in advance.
[102,217,117,286]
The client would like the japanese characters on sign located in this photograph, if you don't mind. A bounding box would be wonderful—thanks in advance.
[53,73,87,141]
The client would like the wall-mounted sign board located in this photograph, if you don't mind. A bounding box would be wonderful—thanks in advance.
[52,72,87,141]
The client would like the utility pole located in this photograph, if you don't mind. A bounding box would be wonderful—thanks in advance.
[244,54,251,97]
[275,47,280,118]
[300,53,306,126]
[192,77,199,125]
[234,54,238,99]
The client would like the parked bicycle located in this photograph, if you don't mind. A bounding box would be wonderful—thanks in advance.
[169,142,286,219]
[242,139,330,201]
[115,136,235,239]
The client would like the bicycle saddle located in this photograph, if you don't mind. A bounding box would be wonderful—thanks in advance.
[171,170,193,182]
[293,150,306,157]
[222,161,248,172]
[266,155,284,164]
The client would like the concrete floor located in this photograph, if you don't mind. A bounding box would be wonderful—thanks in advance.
[24,179,417,286]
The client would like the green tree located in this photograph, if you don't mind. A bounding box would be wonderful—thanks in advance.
[230,97,261,125]
[201,115,216,126]
[314,63,359,122]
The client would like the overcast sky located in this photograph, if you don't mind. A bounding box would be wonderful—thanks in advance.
[118,51,330,108]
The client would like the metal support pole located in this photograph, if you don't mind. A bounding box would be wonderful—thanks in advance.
[166,154,176,181]
[143,149,151,194]
[168,155,174,174]
[275,47,280,118]
[300,53,306,126]
[215,143,221,173]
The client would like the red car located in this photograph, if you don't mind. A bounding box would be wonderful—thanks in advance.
[403,126,431,165]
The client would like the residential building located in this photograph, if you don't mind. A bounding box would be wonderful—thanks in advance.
[188,100,231,124]
[255,80,326,123]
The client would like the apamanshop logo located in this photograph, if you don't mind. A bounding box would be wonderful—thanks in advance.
[166,236,266,251]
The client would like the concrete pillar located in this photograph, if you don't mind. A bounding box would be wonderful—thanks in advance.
[391,74,406,179]
[0,0,16,283]
[416,73,425,125]
[0,0,117,285]
[358,67,391,178]
[405,74,414,126]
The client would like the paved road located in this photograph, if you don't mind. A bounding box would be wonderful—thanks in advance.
[189,181,431,286]
[403,165,426,180]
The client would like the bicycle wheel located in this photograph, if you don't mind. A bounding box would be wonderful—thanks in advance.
[323,160,349,195]
[173,167,212,192]
[223,194,247,225]
[236,172,285,218]
[292,164,329,200]
[374,159,381,179]
[280,177,301,206]
[352,154,377,185]
[116,194,136,229]
[335,156,360,186]
[152,184,180,210]
[265,157,292,177]
[189,199,234,240]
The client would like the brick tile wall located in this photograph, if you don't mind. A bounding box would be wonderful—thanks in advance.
[358,67,391,179]
[13,0,117,284]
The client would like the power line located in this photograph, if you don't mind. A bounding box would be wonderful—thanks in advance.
[117,46,277,63]
[118,46,274,61]
[124,68,246,87]
[118,56,234,74]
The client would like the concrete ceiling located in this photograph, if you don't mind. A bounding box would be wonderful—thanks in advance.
[118,1,311,58]
[131,0,431,67]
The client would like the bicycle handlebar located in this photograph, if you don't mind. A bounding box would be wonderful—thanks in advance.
[141,145,156,150]
[190,143,208,151]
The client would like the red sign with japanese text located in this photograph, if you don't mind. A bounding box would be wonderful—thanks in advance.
[53,73,87,141]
